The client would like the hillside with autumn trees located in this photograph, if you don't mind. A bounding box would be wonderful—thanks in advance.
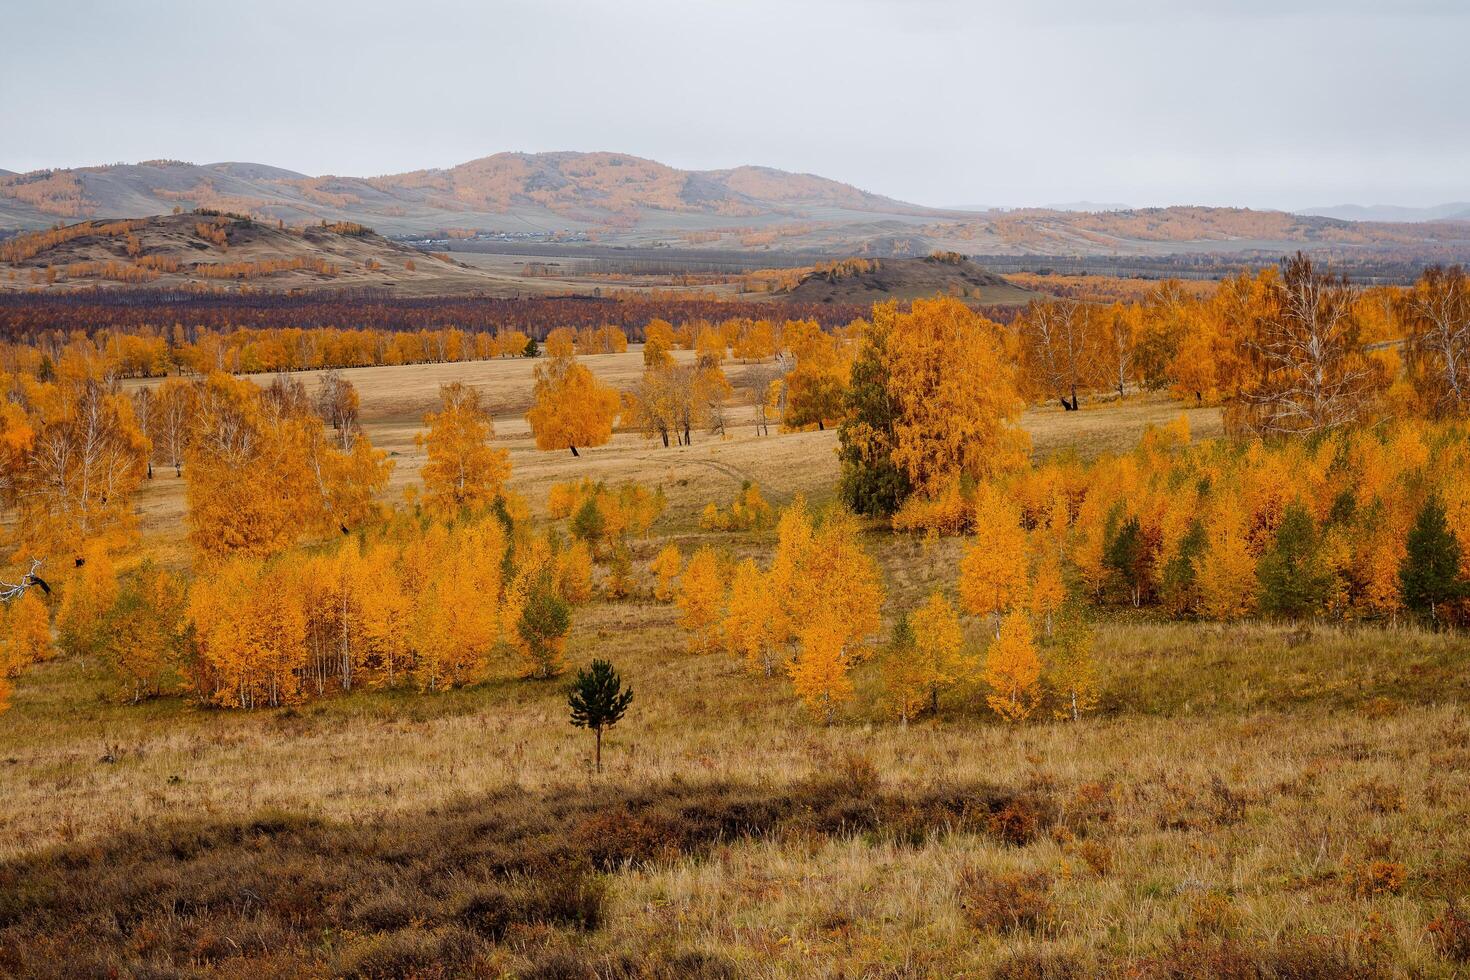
[6,154,1470,265]
[4,257,1470,976]
[0,212,538,296]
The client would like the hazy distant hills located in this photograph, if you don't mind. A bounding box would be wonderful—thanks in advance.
[3,152,1470,260]
[0,152,940,238]
[1296,202,1470,223]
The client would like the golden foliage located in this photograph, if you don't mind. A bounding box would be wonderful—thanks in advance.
[417,382,509,519]
[984,611,1041,723]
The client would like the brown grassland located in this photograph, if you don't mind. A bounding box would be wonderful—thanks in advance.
[5,349,1470,978]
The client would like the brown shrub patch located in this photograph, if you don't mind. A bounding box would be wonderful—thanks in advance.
[957,867,1054,935]
[1347,860,1408,899]
[0,775,1047,976]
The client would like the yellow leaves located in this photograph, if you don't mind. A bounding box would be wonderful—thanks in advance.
[984,611,1041,723]
[731,319,777,362]
[788,608,855,723]
[1030,550,1067,629]
[1194,497,1257,620]
[555,539,594,606]
[356,541,414,689]
[723,557,779,677]
[418,382,510,519]
[699,482,771,532]
[550,479,665,542]
[102,563,188,702]
[676,545,724,653]
[781,320,849,431]
[189,555,308,709]
[781,503,885,720]
[527,353,620,455]
[6,375,148,563]
[55,542,116,657]
[959,487,1029,621]
[183,511,518,706]
[1045,606,1099,722]
[891,478,970,536]
[414,524,504,690]
[885,297,1029,494]
[790,507,884,650]
[882,591,970,720]
[544,327,576,359]
[574,325,628,355]
[648,544,682,602]
[1,590,52,680]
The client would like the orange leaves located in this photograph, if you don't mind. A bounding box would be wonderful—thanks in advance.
[527,351,620,455]
[574,325,628,355]
[676,545,724,654]
[788,608,855,722]
[959,488,1030,622]
[6,374,149,563]
[185,511,520,707]
[698,482,771,532]
[189,555,309,709]
[885,298,1030,496]
[1193,497,1257,620]
[984,611,1041,723]
[647,544,682,602]
[417,382,509,519]
[723,557,779,677]
[186,374,310,562]
[1,590,52,678]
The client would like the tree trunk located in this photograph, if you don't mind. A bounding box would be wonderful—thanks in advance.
[569,445,579,457]
[594,727,603,773]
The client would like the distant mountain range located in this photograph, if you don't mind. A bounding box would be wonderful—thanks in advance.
[1295,202,1470,223]
[3,152,1469,261]
[0,152,941,238]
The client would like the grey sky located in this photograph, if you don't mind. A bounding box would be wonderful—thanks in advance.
[1,0,1465,209]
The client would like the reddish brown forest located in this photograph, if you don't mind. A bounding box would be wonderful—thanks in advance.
[0,291,871,346]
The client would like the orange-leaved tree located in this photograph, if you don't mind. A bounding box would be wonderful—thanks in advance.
[983,610,1041,723]
[417,382,510,518]
[959,486,1030,631]
[648,543,682,602]
[527,349,620,457]
[906,591,968,717]
[723,557,780,677]
[676,544,724,653]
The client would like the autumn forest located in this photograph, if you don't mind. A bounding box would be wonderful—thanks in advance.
[0,237,1468,975]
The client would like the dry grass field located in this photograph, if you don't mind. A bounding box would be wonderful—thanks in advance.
[7,352,1470,978]
[120,349,1220,560]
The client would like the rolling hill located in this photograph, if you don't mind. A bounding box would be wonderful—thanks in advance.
[0,153,942,239]
[4,153,1470,263]
[782,254,1037,306]
[0,212,531,296]
[1296,202,1470,223]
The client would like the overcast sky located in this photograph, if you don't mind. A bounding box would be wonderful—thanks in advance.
[2,0,1465,209]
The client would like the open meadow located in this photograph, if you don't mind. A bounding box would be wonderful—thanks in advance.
[7,347,1470,978]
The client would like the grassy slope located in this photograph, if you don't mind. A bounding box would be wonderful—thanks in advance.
[3,356,1468,977]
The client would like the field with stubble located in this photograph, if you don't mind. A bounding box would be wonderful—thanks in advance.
[5,351,1470,979]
